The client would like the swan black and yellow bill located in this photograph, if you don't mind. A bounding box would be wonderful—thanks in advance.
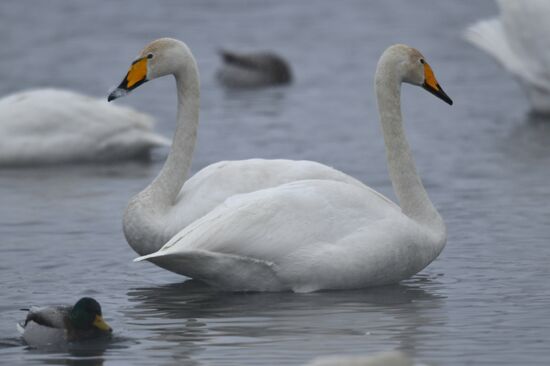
[108,57,149,102]
[93,315,112,332]
[422,62,453,105]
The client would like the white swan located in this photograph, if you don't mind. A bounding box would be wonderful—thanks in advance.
[465,0,550,113]
[305,351,414,366]
[0,89,169,165]
[130,42,453,292]
[108,38,370,257]
[216,49,292,87]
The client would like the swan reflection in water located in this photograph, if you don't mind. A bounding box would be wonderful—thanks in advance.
[503,113,550,161]
[125,275,446,363]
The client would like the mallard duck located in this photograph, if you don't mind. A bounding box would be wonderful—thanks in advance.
[216,49,292,87]
[17,297,112,347]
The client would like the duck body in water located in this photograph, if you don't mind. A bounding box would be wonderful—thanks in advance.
[216,49,292,88]
[17,297,112,347]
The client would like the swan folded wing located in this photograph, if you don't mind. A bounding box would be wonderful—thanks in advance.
[142,250,285,291]
[96,128,170,158]
[464,19,534,85]
[138,179,411,291]
[499,0,550,71]
[165,158,397,235]
[465,3,550,90]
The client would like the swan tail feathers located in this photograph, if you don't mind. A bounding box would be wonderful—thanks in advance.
[464,18,518,71]
[138,133,171,147]
[106,130,170,148]
[464,16,546,97]
[135,249,286,291]
[96,130,170,160]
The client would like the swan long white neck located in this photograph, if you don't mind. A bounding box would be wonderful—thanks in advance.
[147,60,200,206]
[124,48,200,256]
[375,57,442,228]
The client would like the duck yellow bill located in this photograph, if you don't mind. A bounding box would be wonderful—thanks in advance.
[422,62,453,105]
[93,315,112,332]
[108,57,148,102]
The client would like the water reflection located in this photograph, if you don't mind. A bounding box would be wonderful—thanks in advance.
[501,112,550,161]
[17,340,110,366]
[125,278,445,362]
[217,86,289,121]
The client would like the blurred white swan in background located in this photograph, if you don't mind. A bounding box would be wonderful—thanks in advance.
[216,49,292,87]
[0,89,169,166]
[109,38,367,258]
[115,39,452,292]
[304,351,415,366]
[465,0,550,114]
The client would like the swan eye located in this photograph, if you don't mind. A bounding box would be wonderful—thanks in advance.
[147,53,154,59]
[419,59,425,64]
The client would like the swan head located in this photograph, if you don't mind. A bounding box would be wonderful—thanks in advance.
[379,44,453,105]
[108,38,196,102]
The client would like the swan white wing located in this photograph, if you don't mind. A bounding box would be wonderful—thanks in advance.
[465,1,550,91]
[138,179,434,292]
[464,18,524,78]
[162,158,397,237]
[126,158,392,256]
[0,89,169,165]
[498,0,550,79]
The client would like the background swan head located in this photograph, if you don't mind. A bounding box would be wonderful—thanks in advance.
[377,44,453,105]
[108,38,197,102]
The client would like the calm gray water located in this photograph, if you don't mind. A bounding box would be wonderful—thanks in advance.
[1,1,550,365]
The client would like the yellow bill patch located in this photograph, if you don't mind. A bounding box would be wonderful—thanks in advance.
[423,62,439,91]
[126,58,148,88]
[93,315,112,331]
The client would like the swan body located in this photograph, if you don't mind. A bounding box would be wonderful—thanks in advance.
[114,39,451,292]
[139,178,436,292]
[124,158,367,256]
[0,89,169,165]
[465,0,550,113]
[216,50,292,87]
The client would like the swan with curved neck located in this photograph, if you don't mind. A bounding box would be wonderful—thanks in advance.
[131,43,453,292]
[109,38,372,256]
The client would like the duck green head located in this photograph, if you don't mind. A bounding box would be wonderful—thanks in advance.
[69,297,112,332]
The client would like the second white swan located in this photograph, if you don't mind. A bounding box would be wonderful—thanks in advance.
[465,0,550,113]
[0,88,169,165]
